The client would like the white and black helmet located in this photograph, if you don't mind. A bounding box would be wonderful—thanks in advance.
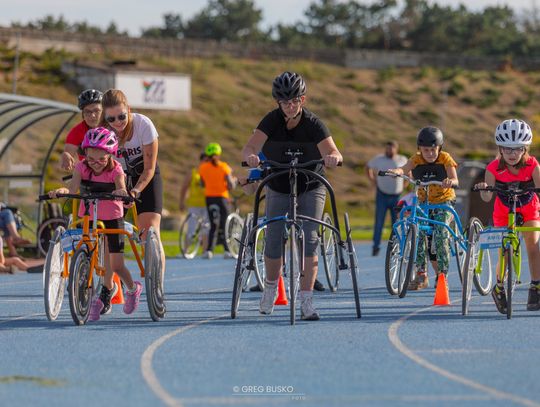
[78,89,103,110]
[494,119,533,147]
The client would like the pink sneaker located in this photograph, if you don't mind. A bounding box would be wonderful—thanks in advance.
[123,281,143,315]
[89,297,104,321]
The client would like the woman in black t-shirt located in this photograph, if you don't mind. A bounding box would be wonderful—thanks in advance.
[242,71,342,321]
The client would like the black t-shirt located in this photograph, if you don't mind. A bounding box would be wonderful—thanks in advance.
[257,108,330,194]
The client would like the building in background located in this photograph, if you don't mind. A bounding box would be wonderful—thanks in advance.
[62,60,191,111]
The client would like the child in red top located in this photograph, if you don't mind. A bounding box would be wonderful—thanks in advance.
[476,119,540,313]
[49,127,143,321]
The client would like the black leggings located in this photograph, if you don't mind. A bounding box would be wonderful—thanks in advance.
[206,197,231,251]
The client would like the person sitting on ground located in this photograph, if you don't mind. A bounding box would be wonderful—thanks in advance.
[0,235,43,274]
[0,204,31,257]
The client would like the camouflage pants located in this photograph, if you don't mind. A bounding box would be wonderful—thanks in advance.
[415,205,453,273]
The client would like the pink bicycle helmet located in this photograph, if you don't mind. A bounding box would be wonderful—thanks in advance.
[81,127,118,155]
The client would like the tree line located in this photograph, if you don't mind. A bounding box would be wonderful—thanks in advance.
[10,0,540,57]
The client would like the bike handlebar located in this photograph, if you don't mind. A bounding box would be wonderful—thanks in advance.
[472,185,540,195]
[39,192,137,204]
[241,159,342,168]
[377,170,454,188]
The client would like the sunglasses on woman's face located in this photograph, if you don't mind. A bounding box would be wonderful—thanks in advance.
[105,113,128,123]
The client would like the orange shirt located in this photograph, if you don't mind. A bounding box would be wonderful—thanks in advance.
[199,160,232,198]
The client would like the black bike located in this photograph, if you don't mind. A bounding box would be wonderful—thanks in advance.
[231,154,361,324]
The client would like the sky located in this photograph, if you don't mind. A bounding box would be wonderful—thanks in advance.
[0,0,537,36]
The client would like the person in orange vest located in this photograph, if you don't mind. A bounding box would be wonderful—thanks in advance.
[199,143,237,259]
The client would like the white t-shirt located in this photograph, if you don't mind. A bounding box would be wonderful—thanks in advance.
[117,113,159,170]
[367,153,408,195]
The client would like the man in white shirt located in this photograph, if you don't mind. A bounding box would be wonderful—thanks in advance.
[366,141,408,256]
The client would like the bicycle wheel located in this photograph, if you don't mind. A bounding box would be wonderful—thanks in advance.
[145,227,166,321]
[253,224,266,290]
[344,213,362,318]
[461,217,482,316]
[452,219,465,284]
[397,224,417,298]
[505,245,517,320]
[385,229,401,295]
[231,213,253,319]
[178,213,203,259]
[473,229,493,296]
[37,217,67,257]
[43,226,67,321]
[289,225,303,325]
[93,234,105,297]
[225,212,244,259]
[68,246,93,325]
[320,212,339,292]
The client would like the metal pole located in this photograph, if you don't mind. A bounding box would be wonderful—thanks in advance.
[12,32,20,94]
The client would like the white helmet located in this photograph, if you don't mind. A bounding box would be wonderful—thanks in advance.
[494,119,533,147]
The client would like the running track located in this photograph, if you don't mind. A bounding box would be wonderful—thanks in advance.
[0,244,538,407]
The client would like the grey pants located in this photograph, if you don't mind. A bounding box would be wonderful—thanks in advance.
[264,186,326,259]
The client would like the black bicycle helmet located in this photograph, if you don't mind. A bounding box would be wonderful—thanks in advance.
[78,89,103,110]
[272,71,306,100]
[417,127,444,147]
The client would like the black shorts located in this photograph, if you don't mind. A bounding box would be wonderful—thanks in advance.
[134,172,163,215]
[90,218,125,254]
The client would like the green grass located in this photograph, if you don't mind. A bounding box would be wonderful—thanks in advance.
[147,222,387,259]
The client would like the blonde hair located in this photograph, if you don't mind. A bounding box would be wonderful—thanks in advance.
[101,89,134,144]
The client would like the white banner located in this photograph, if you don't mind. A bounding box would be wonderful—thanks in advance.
[115,73,191,111]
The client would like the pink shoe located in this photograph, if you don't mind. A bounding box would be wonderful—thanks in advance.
[123,281,143,315]
[89,297,104,321]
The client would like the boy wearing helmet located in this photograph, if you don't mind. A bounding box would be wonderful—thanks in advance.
[49,127,143,321]
[475,119,540,313]
[60,89,103,171]
[388,127,459,290]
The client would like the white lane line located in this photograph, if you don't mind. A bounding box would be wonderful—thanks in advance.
[141,314,228,407]
[388,304,540,407]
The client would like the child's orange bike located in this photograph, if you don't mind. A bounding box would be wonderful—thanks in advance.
[39,192,165,325]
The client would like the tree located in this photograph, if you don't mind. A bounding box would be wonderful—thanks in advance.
[141,13,184,39]
[183,0,265,41]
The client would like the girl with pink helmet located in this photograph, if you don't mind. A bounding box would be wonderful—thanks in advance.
[48,127,143,321]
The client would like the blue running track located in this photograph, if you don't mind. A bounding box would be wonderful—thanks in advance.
[0,243,538,407]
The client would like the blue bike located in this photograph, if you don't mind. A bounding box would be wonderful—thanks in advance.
[380,171,476,298]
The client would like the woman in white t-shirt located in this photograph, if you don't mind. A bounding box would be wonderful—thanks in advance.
[101,89,164,264]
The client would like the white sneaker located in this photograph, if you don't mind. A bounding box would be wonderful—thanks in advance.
[223,251,234,259]
[259,283,279,315]
[202,251,213,259]
[301,295,320,321]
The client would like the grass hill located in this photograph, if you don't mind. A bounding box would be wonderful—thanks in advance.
[2,47,540,222]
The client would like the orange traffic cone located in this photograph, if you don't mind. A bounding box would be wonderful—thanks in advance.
[274,275,288,306]
[433,273,450,306]
[111,273,125,305]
